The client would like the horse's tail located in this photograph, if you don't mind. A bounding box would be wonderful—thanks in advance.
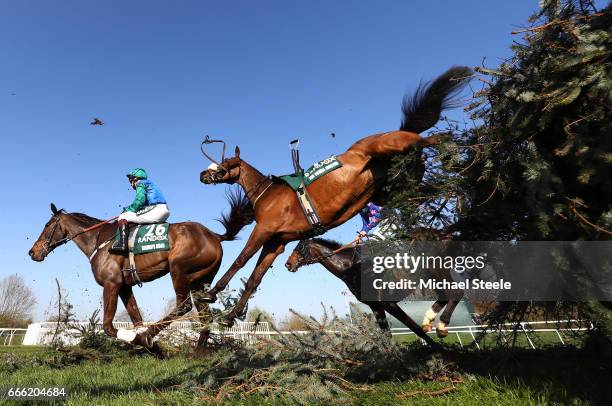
[216,188,255,241]
[400,66,473,134]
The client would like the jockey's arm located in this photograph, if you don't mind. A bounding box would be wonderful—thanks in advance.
[124,183,147,213]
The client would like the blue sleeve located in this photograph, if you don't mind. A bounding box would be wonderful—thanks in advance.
[360,211,370,233]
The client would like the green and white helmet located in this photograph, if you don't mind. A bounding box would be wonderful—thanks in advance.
[127,168,148,180]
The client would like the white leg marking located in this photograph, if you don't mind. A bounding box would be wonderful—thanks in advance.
[116,329,137,343]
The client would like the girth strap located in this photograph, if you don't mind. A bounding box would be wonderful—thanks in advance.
[295,183,326,236]
[123,225,143,287]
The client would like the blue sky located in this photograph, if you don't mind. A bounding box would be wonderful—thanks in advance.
[1,1,539,322]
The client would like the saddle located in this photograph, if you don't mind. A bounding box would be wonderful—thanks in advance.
[275,140,343,236]
[113,222,171,286]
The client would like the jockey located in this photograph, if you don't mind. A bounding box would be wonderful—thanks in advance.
[355,202,383,243]
[110,168,169,254]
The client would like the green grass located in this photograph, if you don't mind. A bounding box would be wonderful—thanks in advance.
[1,343,609,405]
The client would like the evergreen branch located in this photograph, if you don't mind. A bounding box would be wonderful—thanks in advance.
[568,199,612,236]
[510,12,604,34]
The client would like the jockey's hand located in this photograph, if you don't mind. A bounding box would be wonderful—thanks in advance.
[352,232,366,245]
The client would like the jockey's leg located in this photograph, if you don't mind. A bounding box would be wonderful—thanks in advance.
[110,212,137,254]
[130,204,170,224]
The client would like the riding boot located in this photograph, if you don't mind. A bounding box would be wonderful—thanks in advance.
[110,221,129,254]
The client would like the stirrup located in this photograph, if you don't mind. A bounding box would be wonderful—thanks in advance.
[109,243,128,254]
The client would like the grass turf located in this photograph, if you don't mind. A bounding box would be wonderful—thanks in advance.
[1,342,609,405]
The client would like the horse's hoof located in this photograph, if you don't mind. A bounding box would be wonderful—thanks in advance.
[435,322,448,338]
[422,324,432,333]
[219,316,235,328]
[436,329,448,338]
[200,291,217,303]
[134,332,154,349]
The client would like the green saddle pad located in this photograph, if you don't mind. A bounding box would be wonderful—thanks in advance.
[279,156,343,191]
[115,223,171,255]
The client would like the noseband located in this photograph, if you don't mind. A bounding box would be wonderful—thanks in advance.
[294,241,328,268]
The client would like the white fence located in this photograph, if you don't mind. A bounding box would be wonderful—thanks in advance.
[21,321,271,346]
[0,328,27,345]
[390,319,593,349]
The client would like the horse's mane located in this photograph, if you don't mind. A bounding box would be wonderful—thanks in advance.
[68,212,103,226]
[311,238,344,251]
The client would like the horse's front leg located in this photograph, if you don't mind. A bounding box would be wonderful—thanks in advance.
[436,296,463,338]
[366,302,390,331]
[102,283,121,338]
[201,227,271,303]
[119,285,143,327]
[220,241,285,327]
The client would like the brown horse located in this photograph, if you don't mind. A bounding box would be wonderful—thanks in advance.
[285,238,464,345]
[28,190,254,349]
[199,66,472,326]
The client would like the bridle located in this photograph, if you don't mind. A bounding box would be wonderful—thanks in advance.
[292,240,358,269]
[43,215,68,256]
[41,212,117,257]
[203,153,274,208]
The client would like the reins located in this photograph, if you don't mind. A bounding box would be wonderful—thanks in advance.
[47,215,118,252]
[201,135,227,165]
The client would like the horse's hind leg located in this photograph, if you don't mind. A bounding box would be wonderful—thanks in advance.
[191,283,214,352]
[133,277,193,348]
[422,300,447,333]
[119,285,143,327]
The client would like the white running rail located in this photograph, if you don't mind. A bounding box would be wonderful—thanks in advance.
[0,328,27,346]
[390,319,593,349]
[21,321,271,346]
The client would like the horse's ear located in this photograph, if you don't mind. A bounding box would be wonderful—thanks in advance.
[50,203,58,215]
[235,146,240,158]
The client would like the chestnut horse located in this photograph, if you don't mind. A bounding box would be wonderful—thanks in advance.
[285,238,464,345]
[29,190,254,349]
[199,66,472,326]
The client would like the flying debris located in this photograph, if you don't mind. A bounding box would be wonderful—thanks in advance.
[90,118,104,126]
[331,132,336,138]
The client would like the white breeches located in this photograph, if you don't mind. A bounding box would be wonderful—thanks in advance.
[119,204,170,224]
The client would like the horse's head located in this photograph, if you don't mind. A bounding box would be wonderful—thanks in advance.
[29,203,69,262]
[285,240,317,272]
[200,146,242,185]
